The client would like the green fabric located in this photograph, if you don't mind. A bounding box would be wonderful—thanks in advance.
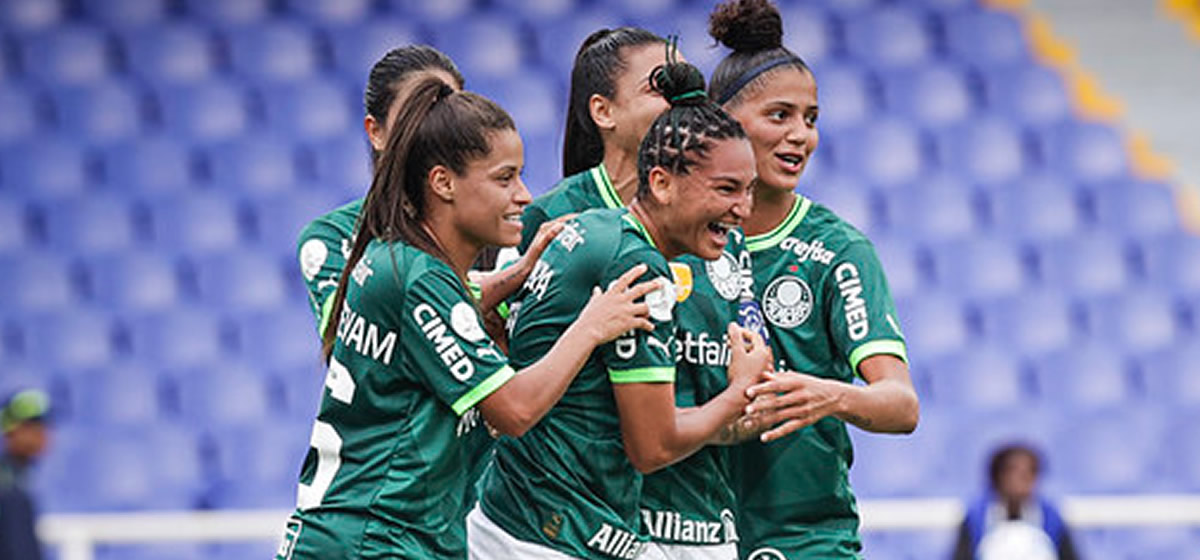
[297,198,363,332]
[518,164,620,254]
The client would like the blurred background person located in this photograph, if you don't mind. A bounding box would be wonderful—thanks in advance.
[0,389,51,560]
[953,443,1081,560]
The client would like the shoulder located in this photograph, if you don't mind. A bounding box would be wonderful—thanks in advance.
[801,201,872,253]
[297,198,363,247]
[530,168,599,214]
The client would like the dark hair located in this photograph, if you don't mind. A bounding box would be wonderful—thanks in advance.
[364,45,465,160]
[323,78,515,360]
[562,27,664,177]
[987,443,1043,490]
[636,61,746,198]
[708,0,810,107]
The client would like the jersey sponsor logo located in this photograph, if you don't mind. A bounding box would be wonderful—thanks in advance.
[645,277,676,322]
[274,516,303,560]
[747,547,787,560]
[615,333,637,360]
[558,222,586,252]
[450,302,487,342]
[720,509,738,543]
[706,251,743,301]
[646,334,674,358]
[779,238,836,265]
[413,303,477,381]
[456,408,482,437]
[337,303,398,365]
[586,522,644,559]
[835,262,869,341]
[669,262,693,303]
[763,275,814,328]
[524,259,554,300]
[351,257,373,286]
[674,330,731,367]
[299,239,328,282]
[640,509,725,545]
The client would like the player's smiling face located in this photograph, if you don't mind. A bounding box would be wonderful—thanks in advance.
[450,128,530,248]
[726,67,819,193]
[660,137,756,260]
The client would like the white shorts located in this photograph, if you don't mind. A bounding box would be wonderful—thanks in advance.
[637,541,739,560]
[466,504,583,559]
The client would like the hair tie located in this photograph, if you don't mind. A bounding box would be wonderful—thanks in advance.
[670,90,708,103]
[715,56,802,105]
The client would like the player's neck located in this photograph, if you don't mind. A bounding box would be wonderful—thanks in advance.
[422,220,478,280]
[602,148,639,205]
[745,184,797,237]
[628,200,681,260]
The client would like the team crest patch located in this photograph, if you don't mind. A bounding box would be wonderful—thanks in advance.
[450,302,487,342]
[706,252,742,301]
[747,547,787,560]
[274,516,303,560]
[644,277,676,322]
[763,275,813,328]
[299,239,328,282]
[669,262,693,303]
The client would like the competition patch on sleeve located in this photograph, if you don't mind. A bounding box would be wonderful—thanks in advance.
[669,262,693,303]
[644,276,676,322]
[300,238,328,282]
[450,302,487,342]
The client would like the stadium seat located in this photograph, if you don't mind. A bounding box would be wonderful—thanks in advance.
[171,361,276,427]
[260,78,355,141]
[0,199,33,254]
[1032,343,1134,408]
[1139,232,1200,295]
[851,409,954,496]
[1082,289,1179,355]
[871,237,923,301]
[810,63,876,132]
[81,251,182,311]
[0,253,81,311]
[0,85,43,146]
[20,25,113,86]
[946,406,1059,491]
[286,0,372,24]
[985,176,1082,241]
[474,71,564,140]
[977,290,1077,356]
[780,3,832,65]
[95,544,208,560]
[803,174,878,234]
[638,10,721,78]
[183,0,271,27]
[302,133,374,193]
[893,294,970,360]
[120,23,218,86]
[126,308,230,368]
[324,17,424,85]
[225,21,320,85]
[234,308,322,371]
[883,176,980,241]
[1040,121,1130,184]
[1088,180,1180,238]
[1052,408,1167,493]
[189,251,288,311]
[103,136,198,194]
[80,0,169,29]
[843,5,932,70]
[1033,233,1133,297]
[840,118,927,188]
[40,194,138,254]
[64,364,164,427]
[1165,410,1200,491]
[928,236,1029,299]
[1138,338,1200,407]
[491,0,578,23]
[926,345,1031,410]
[531,6,620,75]
[0,136,92,199]
[0,0,63,33]
[942,9,1028,67]
[982,63,1071,127]
[206,134,301,195]
[207,423,308,508]
[934,116,1028,186]
[429,13,528,79]
[145,192,245,253]
[880,63,975,128]
[245,189,353,257]
[386,0,474,23]
[51,80,146,145]
[155,80,252,144]
[22,309,117,370]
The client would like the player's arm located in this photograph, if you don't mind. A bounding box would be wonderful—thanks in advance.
[473,214,575,314]
[614,323,771,473]
[478,264,658,437]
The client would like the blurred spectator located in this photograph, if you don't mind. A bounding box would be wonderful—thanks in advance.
[0,389,51,560]
[952,443,1081,560]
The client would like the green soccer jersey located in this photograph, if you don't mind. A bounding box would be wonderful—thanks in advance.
[478,208,677,560]
[285,239,515,560]
[297,198,363,334]
[734,196,908,559]
[518,164,621,253]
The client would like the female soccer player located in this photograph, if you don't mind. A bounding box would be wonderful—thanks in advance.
[707,1,920,558]
[280,79,662,560]
[470,61,772,560]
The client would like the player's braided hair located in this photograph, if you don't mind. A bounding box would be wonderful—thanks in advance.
[636,40,746,199]
[707,0,810,107]
[363,45,465,161]
[323,78,515,362]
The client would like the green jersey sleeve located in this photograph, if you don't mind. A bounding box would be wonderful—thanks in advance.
[403,266,516,415]
[824,240,908,375]
[599,246,677,385]
[518,203,551,255]
[298,220,349,334]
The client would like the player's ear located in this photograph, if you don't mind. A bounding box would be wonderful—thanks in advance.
[428,165,455,202]
[589,94,616,132]
[647,166,674,205]
[365,114,385,152]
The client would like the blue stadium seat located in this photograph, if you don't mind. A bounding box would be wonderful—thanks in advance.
[640,9,721,78]
[1082,289,1179,355]
[146,192,244,253]
[20,25,113,86]
[0,199,33,254]
[803,174,878,234]
[286,0,373,24]
[1140,232,1200,295]
[80,0,169,29]
[0,253,81,311]
[872,237,922,301]
[0,85,42,146]
[260,78,355,140]
[985,176,1082,241]
[51,80,146,145]
[429,13,528,79]
[492,0,578,23]
[206,134,301,195]
[934,116,1027,186]
[0,137,92,199]
[183,0,271,28]
[810,63,875,132]
[893,294,969,359]
[945,407,1058,492]
[275,364,326,421]
[926,345,1031,410]
[171,362,275,427]
[386,0,475,23]
[1052,408,1167,493]
[0,0,64,33]
[189,251,288,311]
[96,544,208,560]
[840,118,926,188]
[474,71,564,140]
[120,23,218,86]
[82,251,181,311]
[102,136,197,194]
[1165,410,1200,491]
[982,63,1070,126]
[126,308,230,368]
[883,176,980,241]
[234,308,322,371]
[1088,180,1180,237]
[1032,343,1134,408]
[208,423,307,508]
[64,364,164,428]
[942,9,1028,67]
[531,6,620,75]
[40,194,138,254]
[156,80,252,143]
[1034,233,1133,297]
[929,236,1028,299]
[324,17,423,85]
[613,0,676,22]
[303,133,373,193]
[1040,121,1129,184]
[521,131,565,197]
[780,4,832,65]
[23,309,117,370]
[246,189,353,257]
[226,21,320,85]
[210,542,282,560]
[850,409,954,496]
[880,63,975,128]
[1139,343,1200,407]
[843,6,932,69]
[978,290,1076,356]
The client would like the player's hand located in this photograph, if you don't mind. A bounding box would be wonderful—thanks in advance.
[744,370,845,442]
[519,213,577,271]
[726,323,771,393]
[576,263,657,344]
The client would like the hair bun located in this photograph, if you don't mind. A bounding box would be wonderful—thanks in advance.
[650,62,709,107]
[709,0,783,53]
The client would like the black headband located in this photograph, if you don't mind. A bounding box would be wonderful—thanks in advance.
[715,56,803,105]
